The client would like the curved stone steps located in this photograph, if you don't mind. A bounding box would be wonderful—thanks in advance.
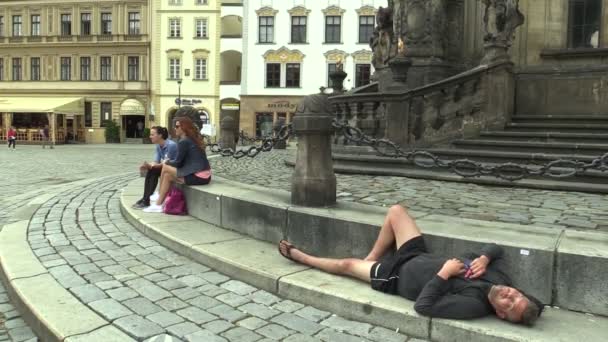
[119,177,608,342]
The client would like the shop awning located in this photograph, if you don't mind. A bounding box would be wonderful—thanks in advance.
[0,97,84,115]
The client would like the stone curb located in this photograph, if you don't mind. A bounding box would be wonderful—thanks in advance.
[0,182,135,342]
[120,178,608,342]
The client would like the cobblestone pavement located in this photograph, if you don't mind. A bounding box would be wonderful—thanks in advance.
[209,150,608,232]
[24,175,419,342]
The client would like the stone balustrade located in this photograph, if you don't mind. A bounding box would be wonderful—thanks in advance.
[330,60,515,150]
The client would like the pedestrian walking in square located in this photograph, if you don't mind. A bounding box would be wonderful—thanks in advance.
[7,126,16,150]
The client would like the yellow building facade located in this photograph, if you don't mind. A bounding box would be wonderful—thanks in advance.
[149,0,222,135]
[0,0,151,144]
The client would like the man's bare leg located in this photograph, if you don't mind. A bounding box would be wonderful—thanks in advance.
[279,241,375,283]
[364,205,422,262]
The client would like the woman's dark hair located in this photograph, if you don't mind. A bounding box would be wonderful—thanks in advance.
[151,126,169,140]
[175,117,205,150]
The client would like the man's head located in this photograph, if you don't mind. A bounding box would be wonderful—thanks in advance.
[150,126,168,144]
[488,285,543,326]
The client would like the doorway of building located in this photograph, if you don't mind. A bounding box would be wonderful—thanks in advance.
[123,115,145,138]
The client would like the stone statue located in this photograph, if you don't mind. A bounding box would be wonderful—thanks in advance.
[482,0,524,48]
[370,6,397,69]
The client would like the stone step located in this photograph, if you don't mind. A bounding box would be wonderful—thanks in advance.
[505,122,608,132]
[425,147,603,164]
[512,114,608,124]
[315,155,608,193]
[117,178,608,342]
[452,139,608,155]
[480,131,608,144]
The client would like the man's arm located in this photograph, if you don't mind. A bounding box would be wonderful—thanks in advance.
[414,259,490,319]
[467,243,504,279]
[414,276,490,319]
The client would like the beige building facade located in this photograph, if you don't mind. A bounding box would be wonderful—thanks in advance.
[0,0,151,144]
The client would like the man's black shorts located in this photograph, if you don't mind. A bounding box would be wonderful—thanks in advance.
[370,236,427,295]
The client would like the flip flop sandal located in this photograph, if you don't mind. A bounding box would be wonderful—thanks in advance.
[278,240,295,261]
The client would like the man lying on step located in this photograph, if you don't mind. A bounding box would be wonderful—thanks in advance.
[278,205,544,325]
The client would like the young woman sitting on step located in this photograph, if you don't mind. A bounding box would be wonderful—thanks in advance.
[144,116,211,213]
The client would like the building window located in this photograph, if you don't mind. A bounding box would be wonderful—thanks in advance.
[60,14,71,36]
[128,56,139,81]
[195,58,207,80]
[101,13,112,35]
[195,0,208,5]
[259,16,274,43]
[169,0,183,5]
[169,18,181,38]
[0,59,3,81]
[128,12,140,35]
[286,63,301,88]
[81,13,91,35]
[266,63,280,87]
[325,16,341,43]
[80,57,91,81]
[31,15,41,36]
[169,58,181,79]
[195,18,208,38]
[12,58,22,81]
[356,64,371,87]
[291,16,307,43]
[100,56,112,81]
[61,57,71,81]
[12,15,22,37]
[100,102,112,126]
[568,0,602,48]
[30,57,40,81]
[359,16,375,43]
[327,63,337,87]
[84,101,92,127]
[0,16,4,36]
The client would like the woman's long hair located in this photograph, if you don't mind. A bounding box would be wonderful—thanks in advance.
[175,116,205,150]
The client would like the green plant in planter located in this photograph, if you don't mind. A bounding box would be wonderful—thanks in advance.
[103,120,121,143]
[142,128,152,144]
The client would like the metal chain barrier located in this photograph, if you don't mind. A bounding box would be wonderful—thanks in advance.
[207,124,293,159]
[238,130,267,146]
[332,119,608,181]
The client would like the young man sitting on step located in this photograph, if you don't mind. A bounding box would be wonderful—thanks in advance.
[279,205,544,325]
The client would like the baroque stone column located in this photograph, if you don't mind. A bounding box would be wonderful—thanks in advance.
[394,0,451,88]
[480,0,524,64]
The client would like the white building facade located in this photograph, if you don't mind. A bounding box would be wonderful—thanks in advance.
[150,0,221,130]
[239,0,383,138]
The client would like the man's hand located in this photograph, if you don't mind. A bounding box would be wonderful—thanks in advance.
[468,255,490,279]
[437,258,465,280]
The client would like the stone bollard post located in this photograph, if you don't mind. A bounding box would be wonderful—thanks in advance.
[273,117,287,149]
[219,116,236,150]
[291,93,336,207]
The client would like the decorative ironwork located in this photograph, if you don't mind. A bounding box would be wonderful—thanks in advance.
[332,119,608,181]
[238,130,265,145]
[208,124,292,159]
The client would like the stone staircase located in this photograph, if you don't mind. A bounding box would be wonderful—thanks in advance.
[329,114,608,193]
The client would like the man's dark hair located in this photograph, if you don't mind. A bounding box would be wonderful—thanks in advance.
[519,290,544,326]
[151,126,168,140]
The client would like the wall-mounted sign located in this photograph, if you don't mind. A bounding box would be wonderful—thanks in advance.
[221,103,240,111]
[175,98,203,106]
[268,100,297,110]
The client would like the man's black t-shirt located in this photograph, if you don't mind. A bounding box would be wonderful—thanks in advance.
[398,244,511,319]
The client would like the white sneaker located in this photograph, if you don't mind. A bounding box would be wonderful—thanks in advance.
[143,203,163,213]
[150,192,160,202]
